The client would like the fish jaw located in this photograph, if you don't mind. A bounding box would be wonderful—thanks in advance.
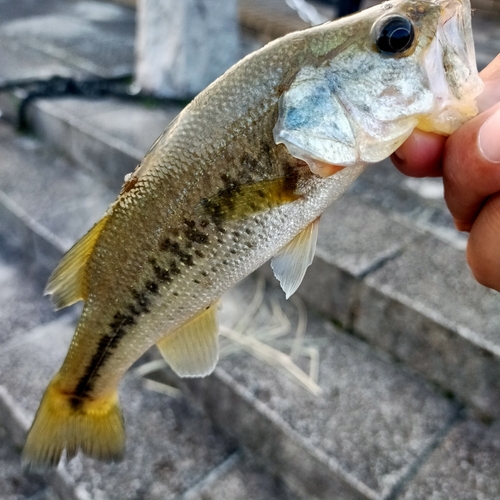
[273,0,482,174]
[418,0,483,135]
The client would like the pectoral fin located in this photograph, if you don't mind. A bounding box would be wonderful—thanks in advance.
[45,215,109,310]
[156,303,219,378]
[271,218,320,299]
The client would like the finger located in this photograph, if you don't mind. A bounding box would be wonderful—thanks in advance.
[443,103,500,231]
[477,54,500,112]
[391,129,446,177]
[392,54,500,178]
[466,193,500,292]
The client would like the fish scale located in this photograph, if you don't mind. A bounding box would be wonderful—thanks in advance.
[22,0,483,469]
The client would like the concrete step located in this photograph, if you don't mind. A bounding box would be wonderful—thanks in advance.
[0,121,115,283]
[0,419,59,500]
[1,120,500,499]
[0,0,135,125]
[0,0,135,80]
[0,201,467,500]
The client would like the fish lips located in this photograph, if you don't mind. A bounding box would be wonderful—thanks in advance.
[419,0,483,135]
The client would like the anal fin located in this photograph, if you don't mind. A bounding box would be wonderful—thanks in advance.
[271,218,320,299]
[156,303,219,378]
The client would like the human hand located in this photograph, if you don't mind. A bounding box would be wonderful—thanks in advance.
[391,54,500,291]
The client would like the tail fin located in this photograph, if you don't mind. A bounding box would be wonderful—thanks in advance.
[22,376,125,470]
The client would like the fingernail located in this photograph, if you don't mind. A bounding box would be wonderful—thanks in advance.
[479,109,500,163]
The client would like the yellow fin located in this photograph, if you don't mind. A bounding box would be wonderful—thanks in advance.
[22,375,125,471]
[197,176,300,222]
[271,218,320,299]
[45,215,109,310]
[157,303,219,378]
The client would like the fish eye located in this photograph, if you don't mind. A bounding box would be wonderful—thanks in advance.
[374,15,415,56]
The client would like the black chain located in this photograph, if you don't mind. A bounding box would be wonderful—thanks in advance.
[0,75,190,129]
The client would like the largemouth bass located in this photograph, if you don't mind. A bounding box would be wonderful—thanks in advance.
[23,0,482,469]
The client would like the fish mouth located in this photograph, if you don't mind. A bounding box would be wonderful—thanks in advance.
[419,0,483,135]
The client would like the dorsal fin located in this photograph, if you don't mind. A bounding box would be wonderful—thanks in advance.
[271,218,320,299]
[156,303,219,378]
[45,215,109,310]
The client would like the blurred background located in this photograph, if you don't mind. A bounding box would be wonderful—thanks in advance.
[0,0,500,499]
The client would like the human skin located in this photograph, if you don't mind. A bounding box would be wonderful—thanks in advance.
[391,54,500,291]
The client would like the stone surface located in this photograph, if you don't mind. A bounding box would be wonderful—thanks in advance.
[0,122,114,270]
[472,15,500,70]
[258,191,420,326]
[0,0,135,79]
[183,454,300,500]
[0,257,58,347]
[354,235,500,417]
[182,276,458,500]
[400,418,500,500]
[351,160,466,250]
[135,0,240,98]
[0,38,87,86]
[0,422,55,500]
[27,97,181,190]
[298,192,419,326]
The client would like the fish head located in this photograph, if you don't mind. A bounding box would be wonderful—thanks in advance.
[273,0,483,176]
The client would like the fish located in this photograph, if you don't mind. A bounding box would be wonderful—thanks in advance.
[22,0,483,469]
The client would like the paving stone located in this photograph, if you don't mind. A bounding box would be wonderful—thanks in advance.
[0,421,53,500]
[296,192,419,326]
[400,418,500,500]
[0,0,67,26]
[0,257,58,347]
[27,97,181,190]
[0,38,87,86]
[180,452,299,500]
[0,0,135,79]
[0,122,114,272]
[354,235,500,417]
[472,15,500,70]
[180,276,458,500]
[351,159,467,250]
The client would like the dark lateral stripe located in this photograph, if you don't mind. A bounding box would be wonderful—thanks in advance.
[73,276,160,397]
[74,316,133,397]
[197,173,300,223]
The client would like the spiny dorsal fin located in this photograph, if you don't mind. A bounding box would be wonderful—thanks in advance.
[271,218,320,299]
[156,303,219,378]
[45,215,109,310]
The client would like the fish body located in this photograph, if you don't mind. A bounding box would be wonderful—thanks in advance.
[23,0,482,468]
